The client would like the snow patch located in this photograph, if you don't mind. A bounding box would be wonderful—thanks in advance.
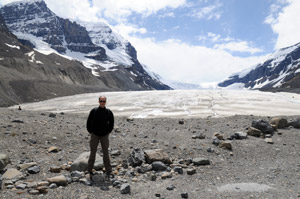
[5,43,20,49]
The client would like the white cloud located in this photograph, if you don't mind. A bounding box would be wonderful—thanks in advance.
[266,0,300,49]
[190,2,222,20]
[127,36,267,83]
[214,41,263,54]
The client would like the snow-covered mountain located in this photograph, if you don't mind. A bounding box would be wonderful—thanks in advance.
[219,42,300,92]
[0,0,170,90]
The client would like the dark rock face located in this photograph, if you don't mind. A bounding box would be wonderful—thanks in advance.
[0,0,106,55]
[218,42,300,92]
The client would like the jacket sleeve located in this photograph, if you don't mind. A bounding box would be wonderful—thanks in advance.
[108,110,114,133]
[86,109,94,133]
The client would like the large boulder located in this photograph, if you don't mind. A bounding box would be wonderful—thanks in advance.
[70,152,103,172]
[0,154,10,171]
[270,117,287,129]
[128,148,145,167]
[251,120,274,135]
[144,149,172,164]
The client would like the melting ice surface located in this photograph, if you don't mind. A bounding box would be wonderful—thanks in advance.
[11,90,300,118]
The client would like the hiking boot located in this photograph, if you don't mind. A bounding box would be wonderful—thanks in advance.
[105,173,114,179]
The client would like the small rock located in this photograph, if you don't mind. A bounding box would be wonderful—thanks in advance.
[16,183,26,189]
[50,165,62,173]
[27,182,37,188]
[270,117,287,129]
[152,161,167,171]
[49,113,56,118]
[11,120,24,123]
[247,127,262,137]
[181,192,189,198]
[186,168,196,175]
[37,181,49,186]
[17,162,37,171]
[71,152,103,171]
[155,193,161,197]
[128,148,145,167]
[166,184,175,190]
[144,149,171,164]
[47,175,68,186]
[120,183,130,194]
[265,138,274,144]
[1,168,22,180]
[173,166,183,174]
[48,146,59,153]
[161,172,172,179]
[219,141,232,150]
[28,190,40,195]
[0,154,10,171]
[36,186,48,194]
[111,150,121,156]
[28,166,40,174]
[49,183,58,189]
[214,133,224,140]
[192,158,210,166]
[179,120,184,124]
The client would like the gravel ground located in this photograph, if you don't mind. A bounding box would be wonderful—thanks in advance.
[0,108,300,199]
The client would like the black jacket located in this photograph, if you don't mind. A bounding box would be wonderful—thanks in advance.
[86,107,114,136]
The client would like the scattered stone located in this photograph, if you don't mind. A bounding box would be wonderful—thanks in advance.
[27,182,37,188]
[128,148,145,167]
[155,193,161,197]
[212,137,220,146]
[50,165,62,173]
[49,183,58,189]
[166,184,175,190]
[152,161,167,171]
[2,168,22,180]
[79,178,92,186]
[49,113,56,118]
[270,117,288,129]
[48,146,59,153]
[181,192,189,198]
[207,147,214,153]
[192,133,205,139]
[0,154,10,171]
[120,183,130,194]
[11,120,24,123]
[46,175,68,186]
[230,132,247,140]
[192,158,210,166]
[173,166,183,174]
[36,186,48,194]
[71,152,103,171]
[187,168,196,175]
[15,183,26,189]
[252,120,274,135]
[179,120,184,124]
[144,149,171,164]
[37,181,49,186]
[265,138,274,144]
[214,133,224,140]
[111,150,121,156]
[287,119,300,129]
[28,189,40,195]
[27,165,40,174]
[161,172,172,179]
[27,139,37,144]
[247,127,262,137]
[219,141,233,150]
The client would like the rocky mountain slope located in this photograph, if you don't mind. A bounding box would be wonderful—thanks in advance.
[218,42,300,93]
[0,0,170,107]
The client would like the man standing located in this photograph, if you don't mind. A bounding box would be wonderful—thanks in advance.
[86,96,114,178]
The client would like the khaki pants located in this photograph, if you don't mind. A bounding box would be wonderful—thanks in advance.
[87,133,112,174]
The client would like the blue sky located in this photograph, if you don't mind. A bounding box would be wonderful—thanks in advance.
[1,0,300,84]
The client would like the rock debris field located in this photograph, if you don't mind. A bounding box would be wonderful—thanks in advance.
[0,107,300,199]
